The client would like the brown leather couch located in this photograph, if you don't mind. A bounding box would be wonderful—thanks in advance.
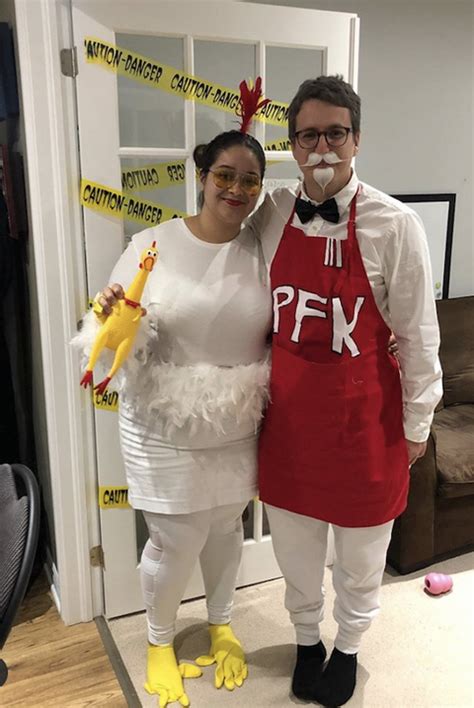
[387,296,474,574]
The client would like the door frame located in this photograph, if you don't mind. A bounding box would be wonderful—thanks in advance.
[13,0,358,624]
[14,0,101,624]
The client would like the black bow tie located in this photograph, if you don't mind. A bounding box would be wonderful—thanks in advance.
[295,197,339,224]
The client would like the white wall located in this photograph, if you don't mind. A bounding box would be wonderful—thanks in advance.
[244,0,474,297]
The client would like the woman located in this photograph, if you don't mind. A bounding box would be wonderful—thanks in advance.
[79,129,271,708]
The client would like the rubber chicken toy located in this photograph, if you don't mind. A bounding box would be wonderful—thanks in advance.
[80,241,158,395]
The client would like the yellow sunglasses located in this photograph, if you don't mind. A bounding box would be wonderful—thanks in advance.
[208,168,262,197]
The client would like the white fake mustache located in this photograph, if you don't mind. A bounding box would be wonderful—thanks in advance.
[301,151,349,167]
[300,151,353,193]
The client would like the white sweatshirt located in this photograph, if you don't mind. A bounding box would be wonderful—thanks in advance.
[76,217,272,513]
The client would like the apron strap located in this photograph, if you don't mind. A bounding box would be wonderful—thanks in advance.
[286,191,301,228]
[333,187,359,295]
[347,185,359,243]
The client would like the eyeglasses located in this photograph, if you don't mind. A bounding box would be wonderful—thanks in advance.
[208,168,262,197]
[294,127,353,150]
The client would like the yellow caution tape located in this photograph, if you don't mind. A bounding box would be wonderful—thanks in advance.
[98,486,130,509]
[93,386,119,412]
[122,148,290,194]
[80,178,187,226]
[84,37,289,128]
[264,138,292,151]
[122,161,186,192]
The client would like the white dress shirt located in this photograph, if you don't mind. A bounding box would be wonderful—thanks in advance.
[247,171,443,442]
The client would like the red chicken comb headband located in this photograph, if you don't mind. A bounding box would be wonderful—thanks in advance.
[237,76,271,134]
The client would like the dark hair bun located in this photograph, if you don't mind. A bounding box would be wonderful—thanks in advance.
[193,144,208,170]
[193,130,266,182]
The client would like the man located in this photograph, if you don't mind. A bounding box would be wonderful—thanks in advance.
[250,76,442,706]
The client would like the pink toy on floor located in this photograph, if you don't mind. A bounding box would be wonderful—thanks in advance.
[424,572,453,595]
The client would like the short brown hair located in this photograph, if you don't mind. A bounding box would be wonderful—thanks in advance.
[288,75,361,140]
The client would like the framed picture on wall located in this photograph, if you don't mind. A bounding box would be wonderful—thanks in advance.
[391,193,455,299]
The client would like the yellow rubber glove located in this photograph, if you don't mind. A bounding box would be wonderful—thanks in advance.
[144,644,202,707]
[195,624,248,691]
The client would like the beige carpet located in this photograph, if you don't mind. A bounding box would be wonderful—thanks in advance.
[109,552,474,707]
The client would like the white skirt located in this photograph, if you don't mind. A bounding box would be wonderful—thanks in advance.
[119,408,259,514]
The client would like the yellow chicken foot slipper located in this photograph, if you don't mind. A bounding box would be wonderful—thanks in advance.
[145,644,202,707]
[195,624,248,691]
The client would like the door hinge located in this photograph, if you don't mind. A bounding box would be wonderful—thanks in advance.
[60,47,78,78]
[90,545,105,568]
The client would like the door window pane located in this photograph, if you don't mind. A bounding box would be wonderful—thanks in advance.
[194,40,256,145]
[265,160,301,182]
[120,157,188,243]
[243,500,271,539]
[117,34,185,148]
[262,503,270,536]
[136,509,148,562]
[265,46,324,146]
[243,500,254,539]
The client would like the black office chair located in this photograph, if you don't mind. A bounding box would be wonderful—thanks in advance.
[0,463,40,686]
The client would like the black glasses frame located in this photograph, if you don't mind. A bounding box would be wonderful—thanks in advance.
[294,127,353,150]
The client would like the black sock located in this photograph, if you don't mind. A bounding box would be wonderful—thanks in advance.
[291,641,327,700]
[312,647,358,706]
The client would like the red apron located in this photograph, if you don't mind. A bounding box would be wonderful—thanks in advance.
[258,190,409,527]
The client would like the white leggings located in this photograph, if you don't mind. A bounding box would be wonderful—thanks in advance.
[141,501,248,645]
[266,504,394,654]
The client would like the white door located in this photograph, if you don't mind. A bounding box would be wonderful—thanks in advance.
[72,0,358,618]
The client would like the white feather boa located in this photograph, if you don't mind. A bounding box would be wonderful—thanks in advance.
[72,306,270,436]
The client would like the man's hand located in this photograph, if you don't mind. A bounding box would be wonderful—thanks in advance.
[406,439,427,467]
[388,332,399,357]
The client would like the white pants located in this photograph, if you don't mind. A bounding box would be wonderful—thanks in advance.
[141,501,247,645]
[266,505,394,654]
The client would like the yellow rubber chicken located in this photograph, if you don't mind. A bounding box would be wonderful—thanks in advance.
[80,241,158,395]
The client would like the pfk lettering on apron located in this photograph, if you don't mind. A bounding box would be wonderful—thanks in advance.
[272,285,365,356]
